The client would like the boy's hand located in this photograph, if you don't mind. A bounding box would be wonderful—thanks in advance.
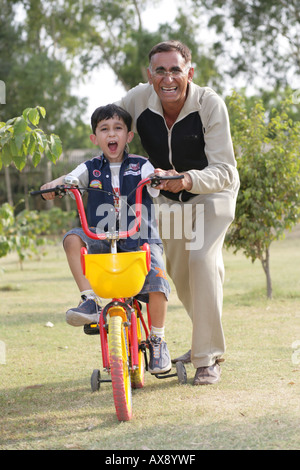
[39,182,57,200]
[40,175,66,200]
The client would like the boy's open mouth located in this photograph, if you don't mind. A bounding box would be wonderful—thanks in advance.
[108,140,118,151]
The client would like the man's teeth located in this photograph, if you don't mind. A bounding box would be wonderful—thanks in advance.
[162,87,177,91]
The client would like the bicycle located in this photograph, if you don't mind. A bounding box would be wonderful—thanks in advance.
[31,174,187,421]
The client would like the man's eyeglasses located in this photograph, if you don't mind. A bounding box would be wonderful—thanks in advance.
[150,66,190,78]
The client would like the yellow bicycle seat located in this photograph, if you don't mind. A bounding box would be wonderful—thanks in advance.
[82,251,149,298]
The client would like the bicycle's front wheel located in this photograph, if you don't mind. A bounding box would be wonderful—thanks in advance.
[131,315,145,389]
[108,315,132,421]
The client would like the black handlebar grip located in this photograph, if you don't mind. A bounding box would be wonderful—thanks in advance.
[150,174,184,187]
[30,185,66,198]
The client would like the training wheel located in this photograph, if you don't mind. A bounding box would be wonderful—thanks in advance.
[176,361,187,384]
[91,369,101,392]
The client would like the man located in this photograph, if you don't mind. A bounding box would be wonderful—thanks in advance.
[117,40,239,385]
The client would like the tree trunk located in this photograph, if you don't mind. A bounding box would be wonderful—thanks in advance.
[4,166,13,206]
[44,161,54,209]
[261,247,272,299]
[22,168,29,210]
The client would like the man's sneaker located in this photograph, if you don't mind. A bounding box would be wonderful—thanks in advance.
[66,297,101,326]
[147,335,171,374]
[193,362,221,385]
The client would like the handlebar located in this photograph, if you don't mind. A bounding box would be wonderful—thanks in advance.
[30,186,67,197]
[30,174,184,241]
[147,174,184,187]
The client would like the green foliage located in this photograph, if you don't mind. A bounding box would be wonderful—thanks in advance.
[1,0,299,146]
[0,202,76,268]
[7,0,221,94]
[0,0,88,145]
[195,0,299,89]
[0,106,62,171]
[37,206,77,235]
[0,202,47,268]
[226,90,300,296]
[0,202,13,258]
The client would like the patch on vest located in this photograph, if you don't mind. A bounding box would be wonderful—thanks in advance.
[123,162,141,176]
[90,179,102,189]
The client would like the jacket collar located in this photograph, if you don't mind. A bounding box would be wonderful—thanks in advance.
[99,151,129,168]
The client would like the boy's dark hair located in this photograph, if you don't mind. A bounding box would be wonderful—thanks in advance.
[148,40,192,64]
[91,104,132,134]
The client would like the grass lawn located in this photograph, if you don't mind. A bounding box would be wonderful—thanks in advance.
[0,230,299,450]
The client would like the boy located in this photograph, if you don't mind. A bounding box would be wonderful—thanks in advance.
[40,104,171,374]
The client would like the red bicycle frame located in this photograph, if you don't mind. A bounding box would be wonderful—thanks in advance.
[68,177,152,372]
[67,176,150,241]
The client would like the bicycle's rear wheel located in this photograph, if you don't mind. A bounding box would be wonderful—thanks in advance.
[108,315,132,421]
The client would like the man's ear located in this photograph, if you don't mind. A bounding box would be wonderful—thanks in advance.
[89,134,97,145]
[147,67,153,85]
[188,67,195,83]
[127,131,134,144]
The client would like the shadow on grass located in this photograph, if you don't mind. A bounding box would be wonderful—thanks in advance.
[224,287,268,306]
[0,370,184,449]
[109,412,300,450]
[224,286,300,307]
[1,364,299,450]
[0,376,117,447]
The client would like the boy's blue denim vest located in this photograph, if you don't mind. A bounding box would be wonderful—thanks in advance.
[84,152,161,249]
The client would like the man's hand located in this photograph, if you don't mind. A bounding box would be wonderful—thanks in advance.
[154,168,193,193]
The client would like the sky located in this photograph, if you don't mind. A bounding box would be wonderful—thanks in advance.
[76,66,125,122]
[76,1,178,123]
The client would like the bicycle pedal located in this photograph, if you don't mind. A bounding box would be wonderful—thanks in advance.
[83,323,100,335]
[153,370,177,379]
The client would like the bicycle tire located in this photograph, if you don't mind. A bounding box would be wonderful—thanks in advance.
[131,316,145,389]
[108,315,132,421]
[91,369,100,392]
[175,361,187,385]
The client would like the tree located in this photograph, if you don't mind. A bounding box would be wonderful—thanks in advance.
[0,0,88,146]
[1,0,225,159]
[0,202,76,268]
[13,0,222,92]
[0,201,48,269]
[225,91,300,298]
[0,106,62,171]
[193,0,300,91]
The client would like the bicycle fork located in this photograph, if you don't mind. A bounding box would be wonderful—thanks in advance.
[100,301,139,373]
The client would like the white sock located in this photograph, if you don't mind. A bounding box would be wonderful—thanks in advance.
[80,290,101,305]
[80,289,94,299]
[151,326,165,339]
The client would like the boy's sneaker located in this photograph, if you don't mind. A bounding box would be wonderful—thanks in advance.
[147,335,171,374]
[66,296,101,326]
